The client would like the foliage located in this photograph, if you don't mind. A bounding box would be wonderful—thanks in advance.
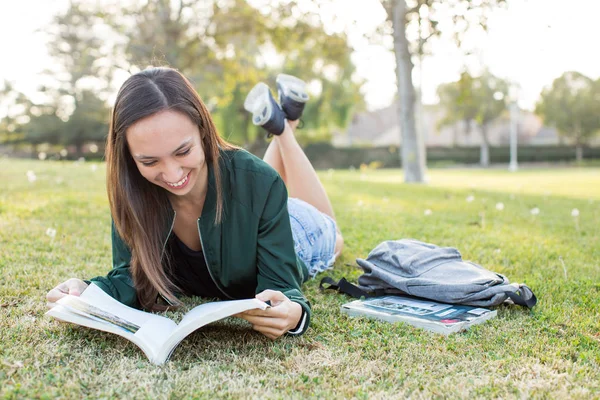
[1,158,600,397]
[374,0,507,181]
[437,70,508,133]
[535,71,600,148]
[3,0,363,153]
[437,70,508,165]
[0,81,29,145]
[437,71,479,134]
[61,90,110,152]
[21,110,64,151]
[22,2,112,156]
[101,0,363,145]
[380,0,506,57]
[0,83,64,152]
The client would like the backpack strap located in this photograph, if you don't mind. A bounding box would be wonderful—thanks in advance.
[505,284,537,308]
[319,277,385,299]
[320,277,538,309]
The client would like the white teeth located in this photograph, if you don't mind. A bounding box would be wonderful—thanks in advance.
[166,174,188,188]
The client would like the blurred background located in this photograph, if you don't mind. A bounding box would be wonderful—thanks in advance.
[1,0,599,182]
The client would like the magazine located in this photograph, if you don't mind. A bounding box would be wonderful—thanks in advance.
[46,283,269,365]
[341,295,497,335]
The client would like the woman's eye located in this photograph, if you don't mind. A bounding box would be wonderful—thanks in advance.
[177,148,191,157]
[141,161,157,167]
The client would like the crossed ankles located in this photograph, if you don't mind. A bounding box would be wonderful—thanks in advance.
[244,74,309,137]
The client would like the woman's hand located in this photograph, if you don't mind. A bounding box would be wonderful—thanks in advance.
[236,290,303,340]
[46,278,89,308]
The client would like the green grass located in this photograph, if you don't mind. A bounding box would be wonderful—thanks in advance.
[1,158,599,398]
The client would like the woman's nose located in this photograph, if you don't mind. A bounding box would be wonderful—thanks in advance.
[162,161,183,183]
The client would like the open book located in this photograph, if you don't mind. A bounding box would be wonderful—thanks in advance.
[341,295,497,335]
[46,283,269,365]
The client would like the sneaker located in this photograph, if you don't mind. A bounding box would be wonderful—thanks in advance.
[244,82,286,136]
[276,74,309,121]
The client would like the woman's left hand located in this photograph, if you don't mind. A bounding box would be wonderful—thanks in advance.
[235,290,303,339]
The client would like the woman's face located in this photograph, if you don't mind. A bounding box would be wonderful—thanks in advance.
[126,110,207,198]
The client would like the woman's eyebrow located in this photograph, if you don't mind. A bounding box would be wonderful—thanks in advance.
[134,138,193,159]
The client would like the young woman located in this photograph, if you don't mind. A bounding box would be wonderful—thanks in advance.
[46,67,343,339]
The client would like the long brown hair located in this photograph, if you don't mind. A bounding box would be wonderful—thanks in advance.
[105,67,236,310]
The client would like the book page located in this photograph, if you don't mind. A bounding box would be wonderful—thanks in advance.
[179,299,266,327]
[58,296,142,333]
[48,285,269,365]
[46,304,154,361]
[80,284,161,327]
[156,298,269,364]
[81,284,178,355]
[134,318,178,361]
[51,284,178,361]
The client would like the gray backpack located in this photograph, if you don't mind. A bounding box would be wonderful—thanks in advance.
[320,239,537,308]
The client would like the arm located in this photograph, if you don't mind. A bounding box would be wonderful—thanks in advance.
[88,222,140,308]
[237,175,311,338]
[46,223,137,307]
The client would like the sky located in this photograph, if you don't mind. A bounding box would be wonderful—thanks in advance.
[1,0,599,112]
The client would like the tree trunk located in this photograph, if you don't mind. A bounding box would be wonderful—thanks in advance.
[391,0,425,183]
[452,125,458,147]
[480,123,490,167]
[575,144,583,162]
[575,126,583,162]
[75,134,84,159]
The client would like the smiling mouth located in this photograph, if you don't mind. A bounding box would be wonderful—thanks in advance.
[165,171,190,189]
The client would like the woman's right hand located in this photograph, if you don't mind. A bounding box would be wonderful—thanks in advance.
[46,278,89,308]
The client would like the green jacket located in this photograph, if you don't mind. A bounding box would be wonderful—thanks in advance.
[90,149,311,333]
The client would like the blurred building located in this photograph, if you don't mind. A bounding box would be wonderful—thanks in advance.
[331,102,596,147]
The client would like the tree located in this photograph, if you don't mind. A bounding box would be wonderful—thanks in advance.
[62,90,109,155]
[0,81,27,146]
[103,0,361,146]
[22,109,64,157]
[536,72,600,161]
[472,72,508,166]
[0,82,63,155]
[437,71,478,146]
[438,70,508,166]
[378,0,506,181]
[44,2,111,156]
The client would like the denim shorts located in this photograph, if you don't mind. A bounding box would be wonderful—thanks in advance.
[288,197,338,277]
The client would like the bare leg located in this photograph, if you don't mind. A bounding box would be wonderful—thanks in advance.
[263,120,343,257]
[274,120,335,219]
[262,139,287,184]
[276,120,344,256]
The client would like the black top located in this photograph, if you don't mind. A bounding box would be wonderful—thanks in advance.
[165,233,223,299]
[166,234,307,333]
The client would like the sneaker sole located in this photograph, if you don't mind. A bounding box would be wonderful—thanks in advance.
[244,82,274,126]
[276,74,309,102]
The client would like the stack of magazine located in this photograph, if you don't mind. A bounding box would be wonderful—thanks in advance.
[341,295,496,335]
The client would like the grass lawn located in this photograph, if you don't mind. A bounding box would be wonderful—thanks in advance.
[1,157,599,398]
